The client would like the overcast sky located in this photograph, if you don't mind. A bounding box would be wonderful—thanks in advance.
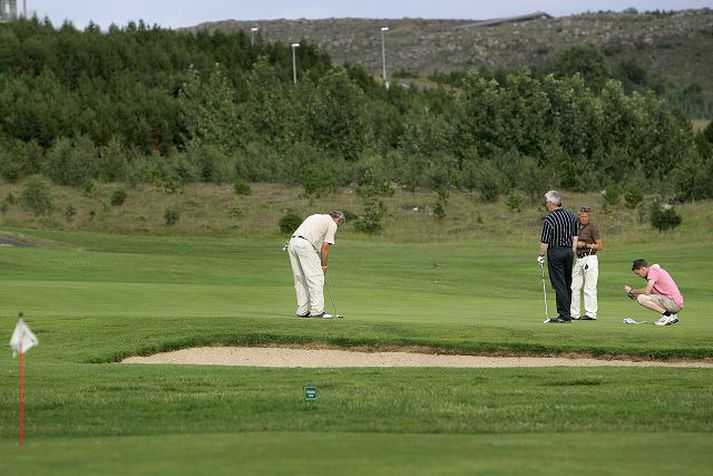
[25,1,712,30]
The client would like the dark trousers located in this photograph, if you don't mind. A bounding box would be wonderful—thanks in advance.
[547,247,574,319]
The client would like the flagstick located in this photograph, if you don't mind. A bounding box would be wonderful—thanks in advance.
[19,342,24,447]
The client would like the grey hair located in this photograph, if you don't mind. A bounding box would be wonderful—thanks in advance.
[328,210,346,223]
[544,190,562,207]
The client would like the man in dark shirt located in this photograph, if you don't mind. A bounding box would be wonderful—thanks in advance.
[537,190,579,323]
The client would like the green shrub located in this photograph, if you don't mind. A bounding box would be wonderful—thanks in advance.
[5,191,16,205]
[624,185,644,209]
[164,207,180,226]
[601,184,621,210]
[233,179,252,196]
[432,202,446,220]
[82,180,96,198]
[506,193,524,212]
[342,210,358,222]
[279,213,303,235]
[64,204,77,221]
[433,185,449,219]
[110,189,128,207]
[20,175,54,216]
[302,165,336,199]
[649,200,682,231]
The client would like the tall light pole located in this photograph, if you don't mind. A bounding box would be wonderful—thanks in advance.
[380,26,389,89]
[291,43,300,84]
[250,27,258,46]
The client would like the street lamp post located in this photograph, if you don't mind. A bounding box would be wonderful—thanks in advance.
[380,26,389,89]
[250,27,258,46]
[291,43,300,84]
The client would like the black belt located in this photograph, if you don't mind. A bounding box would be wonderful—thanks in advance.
[577,252,597,258]
[292,235,308,240]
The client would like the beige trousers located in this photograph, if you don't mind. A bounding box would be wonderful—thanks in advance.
[570,254,599,318]
[287,237,324,315]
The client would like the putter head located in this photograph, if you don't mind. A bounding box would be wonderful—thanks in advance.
[336,314,344,319]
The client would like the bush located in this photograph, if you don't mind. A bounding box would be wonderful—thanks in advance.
[233,179,252,196]
[164,207,180,226]
[110,189,128,207]
[5,191,17,205]
[506,193,524,212]
[302,165,336,199]
[279,213,303,235]
[64,204,76,221]
[20,175,54,216]
[354,182,390,234]
[649,200,682,231]
[624,184,644,209]
[432,185,449,219]
[601,184,621,210]
[432,202,446,220]
[45,136,98,187]
[82,180,96,198]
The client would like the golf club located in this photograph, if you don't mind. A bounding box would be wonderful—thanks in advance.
[325,280,344,319]
[539,262,550,323]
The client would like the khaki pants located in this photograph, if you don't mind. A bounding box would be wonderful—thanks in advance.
[570,255,599,318]
[287,237,324,315]
[639,294,682,314]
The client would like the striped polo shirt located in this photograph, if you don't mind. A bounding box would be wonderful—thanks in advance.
[540,208,579,248]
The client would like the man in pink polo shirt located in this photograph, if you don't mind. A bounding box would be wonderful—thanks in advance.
[624,259,684,326]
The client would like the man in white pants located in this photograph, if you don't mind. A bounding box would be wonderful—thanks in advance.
[287,211,345,318]
[571,206,603,320]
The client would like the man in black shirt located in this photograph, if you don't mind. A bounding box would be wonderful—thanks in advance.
[537,190,579,323]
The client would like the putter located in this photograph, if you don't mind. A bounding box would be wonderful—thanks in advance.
[539,262,550,323]
[325,281,344,319]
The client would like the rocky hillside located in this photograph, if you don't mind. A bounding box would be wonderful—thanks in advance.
[187,9,713,111]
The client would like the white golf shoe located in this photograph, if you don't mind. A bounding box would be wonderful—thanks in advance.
[309,312,333,319]
[654,314,679,326]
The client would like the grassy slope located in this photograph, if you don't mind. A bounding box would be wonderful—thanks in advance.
[1,186,713,473]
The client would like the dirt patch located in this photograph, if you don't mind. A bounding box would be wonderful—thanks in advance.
[0,236,35,247]
[122,346,713,368]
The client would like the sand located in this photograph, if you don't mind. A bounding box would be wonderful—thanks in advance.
[122,346,713,368]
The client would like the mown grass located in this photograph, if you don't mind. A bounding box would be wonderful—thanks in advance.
[1,189,712,474]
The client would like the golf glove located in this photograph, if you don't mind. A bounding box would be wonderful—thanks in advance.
[536,255,545,266]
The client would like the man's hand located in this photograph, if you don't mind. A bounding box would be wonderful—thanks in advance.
[537,255,545,266]
[624,285,635,300]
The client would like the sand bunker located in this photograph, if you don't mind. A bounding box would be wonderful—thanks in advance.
[122,346,713,368]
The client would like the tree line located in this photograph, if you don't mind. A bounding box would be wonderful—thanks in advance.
[1,18,712,203]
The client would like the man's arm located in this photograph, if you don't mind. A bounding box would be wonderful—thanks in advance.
[625,280,655,296]
[320,243,331,272]
[571,235,578,254]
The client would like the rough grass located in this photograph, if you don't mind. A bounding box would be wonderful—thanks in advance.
[2,180,709,243]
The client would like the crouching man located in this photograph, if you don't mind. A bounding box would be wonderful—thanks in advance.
[287,210,345,318]
[625,259,684,326]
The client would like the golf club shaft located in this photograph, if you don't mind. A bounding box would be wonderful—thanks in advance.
[325,280,339,317]
[540,263,549,321]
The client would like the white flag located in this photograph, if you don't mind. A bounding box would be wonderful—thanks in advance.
[10,318,38,357]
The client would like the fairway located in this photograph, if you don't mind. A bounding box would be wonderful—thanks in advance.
[1,228,712,474]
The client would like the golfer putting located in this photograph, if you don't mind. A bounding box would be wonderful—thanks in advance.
[287,211,345,319]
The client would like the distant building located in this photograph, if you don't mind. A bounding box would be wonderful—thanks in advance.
[0,0,17,22]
